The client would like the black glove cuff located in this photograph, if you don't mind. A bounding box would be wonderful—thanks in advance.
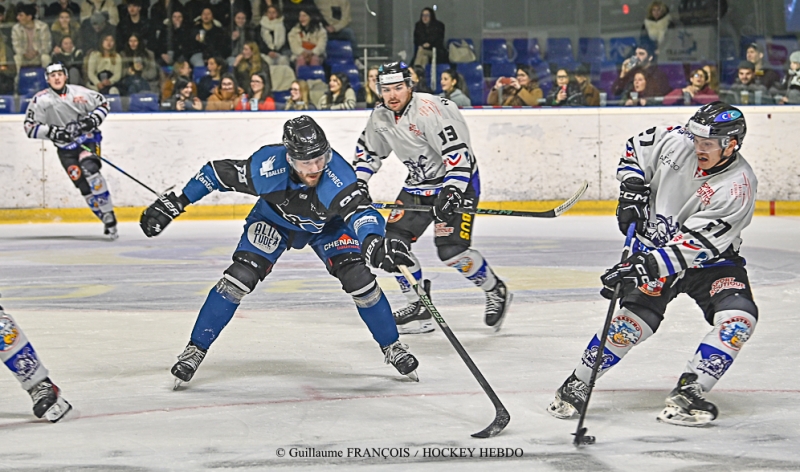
[361,234,381,265]
[177,193,192,209]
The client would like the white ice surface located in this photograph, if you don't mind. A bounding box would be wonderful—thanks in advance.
[0,216,798,471]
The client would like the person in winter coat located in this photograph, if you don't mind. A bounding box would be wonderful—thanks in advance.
[257,3,288,66]
[412,7,446,66]
[487,64,543,106]
[234,70,275,110]
[662,67,719,106]
[288,8,325,71]
[81,0,118,26]
[574,64,601,106]
[205,73,245,110]
[771,51,800,105]
[545,68,582,107]
[641,1,673,54]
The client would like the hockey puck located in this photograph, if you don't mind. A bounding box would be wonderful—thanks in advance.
[577,435,596,445]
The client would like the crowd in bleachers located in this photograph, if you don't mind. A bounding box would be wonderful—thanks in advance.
[0,0,799,113]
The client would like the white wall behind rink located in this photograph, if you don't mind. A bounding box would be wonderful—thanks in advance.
[1,106,797,209]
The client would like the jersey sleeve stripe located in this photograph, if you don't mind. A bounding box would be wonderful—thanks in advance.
[656,248,676,275]
[443,175,470,183]
[442,143,468,154]
[683,227,720,257]
[355,166,374,175]
[670,245,688,271]
[618,165,645,176]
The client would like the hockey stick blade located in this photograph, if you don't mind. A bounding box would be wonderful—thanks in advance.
[372,180,589,218]
[572,427,595,445]
[398,265,510,438]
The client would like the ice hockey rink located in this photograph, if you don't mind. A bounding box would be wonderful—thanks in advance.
[0,215,798,471]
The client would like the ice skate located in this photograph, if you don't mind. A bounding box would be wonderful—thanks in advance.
[393,279,435,334]
[381,340,419,381]
[102,211,118,240]
[657,373,718,427]
[485,279,512,332]
[547,372,589,419]
[171,343,207,389]
[28,378,72,423]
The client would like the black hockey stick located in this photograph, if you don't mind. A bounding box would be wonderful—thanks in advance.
[79,144,174,196]
[573,222,637,447]
[372,180,588,218]
[397,264,510,438]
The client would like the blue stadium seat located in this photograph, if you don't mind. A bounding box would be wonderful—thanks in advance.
[489,62,516,79]
[456,62,484,83]
[482,39,511,64]
[660,63,687,90]
[720,37,738,61]
[546,38,574,65]
[326,40,354,64]
[192,66,208,83]
[513,38,541,65]
[532,62,552,96]
[105,94,123,112]
[0,95,15,113]
[18,67,45,95]
[598,63,620,98]
[609,37,637,64]
[425,63,450,93]
[19,94,35,114]
[579,37,606,64]
[273,90,291,103]
[297,65,325,81]
[128,92,159,112]
[331,63,361,92]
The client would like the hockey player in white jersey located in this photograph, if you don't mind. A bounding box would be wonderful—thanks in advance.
[354,62,512,334]
[23,62,118,239]
[0,304,71,422]
[548,102,758,426]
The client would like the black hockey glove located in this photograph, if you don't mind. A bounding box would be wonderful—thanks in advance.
[433,186,463,222]
[600,251,660,299]
[46,125,73,145]
[78,114,100,133]
[140,192,188,237]
[616,178,650,236]
[362,234,413,273]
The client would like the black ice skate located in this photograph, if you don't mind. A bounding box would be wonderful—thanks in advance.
[381,341,419,381]
[171,342,207,389]
[657,372,718,427]
[485,279,512,332]
[393,279,434,334]
[102,211,118,240]
[28,378,72,423]
[547,372,589,419]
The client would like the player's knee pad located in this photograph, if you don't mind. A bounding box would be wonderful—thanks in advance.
[621,302,663,333]
[328,253,377,293]
[220,251,273,303]
[711,299,758,349]
[602,307,656,355]
[711,293,759,322]
[437,243,470,262]
[78,152,101,175]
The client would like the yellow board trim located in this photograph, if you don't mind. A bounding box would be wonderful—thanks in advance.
[1,200,798,223]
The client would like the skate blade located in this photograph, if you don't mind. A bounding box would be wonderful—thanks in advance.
[547,397,578,419]
[656,405,714,427]
[397,320,435,335]
[404,370,419,382]
[490,293,513,333]
[44,397,72,423]
[173,378,183,390]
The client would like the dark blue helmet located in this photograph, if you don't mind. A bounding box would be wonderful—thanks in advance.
[283,115,331,161]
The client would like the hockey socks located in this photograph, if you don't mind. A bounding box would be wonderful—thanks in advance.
[190,284,241,351]
[394,252,423,304]
[352,282,399,347]
[0,310,50,391]
[443,249,498,292]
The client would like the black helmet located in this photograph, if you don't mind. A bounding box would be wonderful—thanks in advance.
[686,101,746,152]
[283,115,331,164]
[378,61,412,86]
[46,61,69,79]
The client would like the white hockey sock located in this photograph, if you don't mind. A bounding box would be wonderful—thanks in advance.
[0,311,49,391]
[686,309,757,392]
[443,249,498,292]
[394,251,422,304]
[85,172,114,214]
[574,307,654,384]
[84,194,103,220]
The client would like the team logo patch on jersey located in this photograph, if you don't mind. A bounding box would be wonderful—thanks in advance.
[0,316,19,351]
[647,214,680,246]
[434,222,454,237]
[638,276,666,296]
[607,315,643,347]
[446,152,463,167]
[323,234,360,252]
[67,165,81,181]
[247,222,281,254]
[388,200,405,223]
[719,316,752,350]
[709,277,746,297]
[696,183,715,206]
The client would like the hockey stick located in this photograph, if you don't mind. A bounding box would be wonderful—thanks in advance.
[372,180,588,218]
[79,144,174,196]
[397,264,510,438]
[573,222,637,447]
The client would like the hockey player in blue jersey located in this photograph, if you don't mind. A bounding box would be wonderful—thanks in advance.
[139,116,420,386]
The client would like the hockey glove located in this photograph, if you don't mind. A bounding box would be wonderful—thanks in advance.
[78,114,100,133]
[46,125,73,145]
[600,251,660,299]
[616,178,650,236]
[362,234,413,273]
[433,186,463,222]
[140,192,188,237]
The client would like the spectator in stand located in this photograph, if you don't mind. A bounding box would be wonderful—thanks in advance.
[317,71,354,109]
[439,68,470,107]
[182,0,206,24]
[206,72,244,110]
[488,64,542,106]
[641,1,673,55]
[117,0,150,22]
[281,0,318,32]
[723,60,768,105]
[771,51,800,105]
[86,33,122,94]
[662,67,719,105]
[12,4,51,74]
[288,9,326,71]
[212,0,251,32]
[44,0,80,22]
[0,4,13,41]
[154,9,192,66]
[81,0,118,26]
[169,76,203,110]
[120,32,158,93]
[235,70,275,110]
[149,0,181,29]
[162,58,195,98]
[197,54,223,100]
[317,0,357,53]
[117,0,152,51]
[612,39,670,100]
[410,64,432,93]
[622,71,656,106]
[284,78,314,110]
[190,7,229,67]
[257,3,288,66]
[51,35,82,84]
[359,65,379,108]
[0,26,15,93]
[79,11,115,54]
[703,63,719,93]
[229,10,256,65]
[233,41,266,88]
[573,64,600,106]
[545,67,581,106]
[50,10,80,51]
[412,7,446,66]
[745,42,780,90]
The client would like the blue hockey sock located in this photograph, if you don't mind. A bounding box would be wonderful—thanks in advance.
[190,286,240,350]
[356,290,398,347]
